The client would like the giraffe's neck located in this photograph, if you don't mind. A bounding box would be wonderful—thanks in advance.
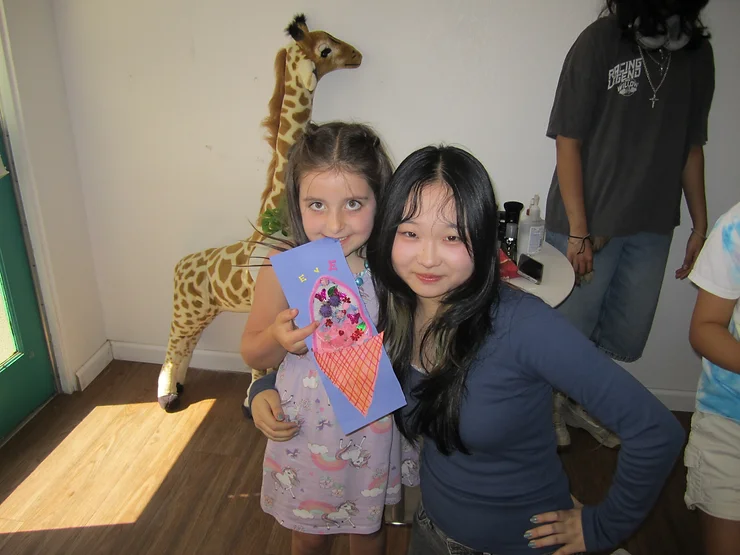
[260,43,315,214]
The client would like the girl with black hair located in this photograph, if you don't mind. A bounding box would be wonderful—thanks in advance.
[545,0,715,448]
[367,145,684,555]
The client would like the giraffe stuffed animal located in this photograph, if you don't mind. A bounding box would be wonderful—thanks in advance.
[157,14,362,411]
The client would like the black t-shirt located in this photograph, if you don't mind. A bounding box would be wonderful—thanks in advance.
[545,16,715,237]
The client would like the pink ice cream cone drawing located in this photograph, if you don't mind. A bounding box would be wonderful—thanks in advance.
[311,276,381,415]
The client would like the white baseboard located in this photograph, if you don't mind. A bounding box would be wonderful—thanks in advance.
[106,342,696,412]
[649,388,697,413]
[75,341,114,390]
[109,341,250,373]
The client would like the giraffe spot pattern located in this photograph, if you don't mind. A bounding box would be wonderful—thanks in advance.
[275,169,285,186]
[298,93,310,107]
[225,243,241,254]
[277,138,291,158]
[283,99,296,109]
[213,282,225,300]
[285,85,297,97]
[187,282,199,298]
[227,288,241,305]
[230,271,243,291]
[293,107,310,123]
[279,116,291,132]
[292,127,304,141]
[234,252,250,266]
[218,260,231,282]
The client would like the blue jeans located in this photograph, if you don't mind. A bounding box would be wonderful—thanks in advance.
[408,502,493,555]
[546,230,673,362]
[408,502,557,555]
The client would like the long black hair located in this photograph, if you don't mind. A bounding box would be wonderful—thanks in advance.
[367,145,500,455]
[604,0,711,49]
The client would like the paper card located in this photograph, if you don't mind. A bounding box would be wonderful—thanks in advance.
[270,238,406,435]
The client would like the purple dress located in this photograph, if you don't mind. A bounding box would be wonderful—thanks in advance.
[261,272,419,535]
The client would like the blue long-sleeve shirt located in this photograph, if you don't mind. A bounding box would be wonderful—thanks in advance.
[249,286,685,554]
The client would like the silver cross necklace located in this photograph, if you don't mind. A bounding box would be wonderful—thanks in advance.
[639,46,672,108]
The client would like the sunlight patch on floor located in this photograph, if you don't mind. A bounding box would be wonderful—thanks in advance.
[0,399,215,531]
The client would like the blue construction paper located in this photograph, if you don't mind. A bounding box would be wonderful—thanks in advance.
[270,238,406,435]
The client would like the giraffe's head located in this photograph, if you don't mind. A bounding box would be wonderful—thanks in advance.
[286,14,362,82]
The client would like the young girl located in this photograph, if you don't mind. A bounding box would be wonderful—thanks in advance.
[684,200,740,555]
[367,145,685,555]
[241,121,413,555]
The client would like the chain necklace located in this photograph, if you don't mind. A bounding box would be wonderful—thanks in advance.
[639,46,672,108]
[645,47,669,75]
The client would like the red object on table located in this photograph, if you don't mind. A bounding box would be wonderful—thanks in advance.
[499,249,519,280]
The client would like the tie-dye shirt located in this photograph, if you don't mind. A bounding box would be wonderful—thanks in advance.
[689,201,740,423]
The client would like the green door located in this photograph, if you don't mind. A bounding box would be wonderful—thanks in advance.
[0,120,56,441]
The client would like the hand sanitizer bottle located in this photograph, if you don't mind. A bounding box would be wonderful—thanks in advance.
[518,195,546,255]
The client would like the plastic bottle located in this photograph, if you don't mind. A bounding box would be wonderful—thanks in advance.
[517,195,545,256]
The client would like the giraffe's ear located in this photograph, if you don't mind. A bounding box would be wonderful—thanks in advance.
[286,13,308,41]
[296,58,318,92]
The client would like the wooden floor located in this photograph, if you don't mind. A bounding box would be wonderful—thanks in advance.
[0,360,700,555]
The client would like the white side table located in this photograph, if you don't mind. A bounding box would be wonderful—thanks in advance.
[506,242,575,308]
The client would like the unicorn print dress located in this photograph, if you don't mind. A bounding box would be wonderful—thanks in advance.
[261,270,419,534]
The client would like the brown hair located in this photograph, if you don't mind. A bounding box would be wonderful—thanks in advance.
[283,121,393,246]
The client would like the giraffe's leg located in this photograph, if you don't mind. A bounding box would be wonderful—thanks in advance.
[158,252,219,411]
[158,311,217,411]
[159,326,198,412]
[158,335,186,410]
[175,331,203,386]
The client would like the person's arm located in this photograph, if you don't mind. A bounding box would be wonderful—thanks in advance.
[546,22,607,279]
[512,296,684,552]
[240,249,317,370]
[682,146,708,236]
[248,372,299,441]
[556,136,587,236]
[556,136,593,278]
[690,289,740,374]
[688,204,740,372]
[240,259,289,370]
[248,371,279,406]
[677,40,715,279]
[676,146,708,279]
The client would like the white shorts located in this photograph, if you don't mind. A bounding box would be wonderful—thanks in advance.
[684,410,740,521]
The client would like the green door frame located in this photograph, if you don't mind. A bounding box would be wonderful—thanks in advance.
[0,115,58,441]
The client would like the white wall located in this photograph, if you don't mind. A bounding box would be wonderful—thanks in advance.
[6,0,739,405]
[0,0,109,393]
